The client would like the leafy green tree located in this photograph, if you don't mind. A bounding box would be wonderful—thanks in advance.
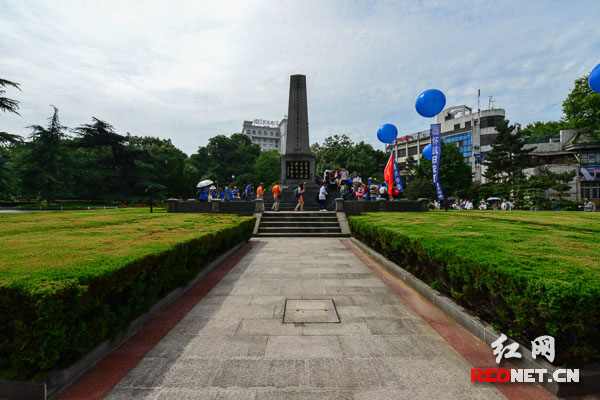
[521,120,565,138]
[413,142,472,198]
[404,178,435,200]
[189,133,260,189]
[562,74,600,131]
[128,135,194,198]
[18,106,73,204]
[311,134,387,180]
[73,118,139,200]
[483,119,534,201]
[0,146,15,198]
[521,168,575,209]
[254,150,280,186]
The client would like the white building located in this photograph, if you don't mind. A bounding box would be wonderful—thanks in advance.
[242,117,288,154]
[389,105,506,182]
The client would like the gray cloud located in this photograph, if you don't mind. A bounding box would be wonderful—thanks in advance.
[1,0,599,154]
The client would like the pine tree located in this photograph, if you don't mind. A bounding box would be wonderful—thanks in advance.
[19,106,72,204]
[0,78,23,145]
[483,120,534,200]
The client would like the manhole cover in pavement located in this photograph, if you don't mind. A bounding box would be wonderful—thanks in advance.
[283,299,340,323]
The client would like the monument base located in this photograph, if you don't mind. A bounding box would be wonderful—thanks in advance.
[280,153,317,188]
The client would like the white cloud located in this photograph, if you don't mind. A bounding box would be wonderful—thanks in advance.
[1,0,599,154]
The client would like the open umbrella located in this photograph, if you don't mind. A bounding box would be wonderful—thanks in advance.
[487,197,501,201]
[197,180,214,188]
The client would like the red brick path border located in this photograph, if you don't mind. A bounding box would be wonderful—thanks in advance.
[341,239,557,400]
[55,242,256,400]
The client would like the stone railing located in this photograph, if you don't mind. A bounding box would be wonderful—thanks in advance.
[167,197,427,215]
[337,198,428,215]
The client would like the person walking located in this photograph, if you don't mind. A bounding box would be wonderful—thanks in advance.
[294,183,305,212]
[244,183,252,201]
[584,198,595,212]
[256,183,264,199]
[224,183,231,201]
[271,182,282,211]
[318,182,328,211]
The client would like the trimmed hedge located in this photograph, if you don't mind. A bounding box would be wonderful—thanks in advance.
[0,217,254,380]
[349,214,600,364]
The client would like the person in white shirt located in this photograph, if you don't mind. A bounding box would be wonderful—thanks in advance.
[352,173,362,194]
[318,183,328,211]
[584,198,595,212]
[479,200,487,210]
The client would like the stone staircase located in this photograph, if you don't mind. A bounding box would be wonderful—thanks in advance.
[255,211,348,237]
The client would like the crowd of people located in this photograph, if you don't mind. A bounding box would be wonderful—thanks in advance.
[194,168,402,212]
[429,198,515,211]
[316,169,401,202]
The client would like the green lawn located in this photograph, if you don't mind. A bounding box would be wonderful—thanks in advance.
[0,208,253,288]
[0,209,255,379]
[349,211,600,363]
[352,211,600,282]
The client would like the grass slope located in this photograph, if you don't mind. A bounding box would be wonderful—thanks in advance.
[0,209,254,379]
[0,209,251,288]
[349,211,600,363]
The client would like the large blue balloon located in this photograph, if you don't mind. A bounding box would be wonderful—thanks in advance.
[415,89,446,118]
[377,123,398,144]
[589,62,600,93]
[422,144,432,160]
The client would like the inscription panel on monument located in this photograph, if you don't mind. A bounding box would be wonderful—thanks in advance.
[285,161,310,180]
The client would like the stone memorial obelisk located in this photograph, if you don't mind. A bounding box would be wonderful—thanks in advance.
[280,74,316,188]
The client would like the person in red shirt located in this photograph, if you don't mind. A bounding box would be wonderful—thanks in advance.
[271,182,282,211]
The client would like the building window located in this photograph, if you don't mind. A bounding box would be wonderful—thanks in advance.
[408,146,418,156]
[465,121,471,128]
[581,182,600,199]
[398,148,406,157]
[454,123,460,130]
[581,152,600,164]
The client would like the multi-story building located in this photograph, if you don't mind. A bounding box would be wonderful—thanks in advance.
[389,105,506,182]
[242,117,288,154]
[523,130,600,202]
[389,104,600,203]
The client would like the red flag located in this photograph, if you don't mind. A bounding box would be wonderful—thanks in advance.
[384,152,394,196]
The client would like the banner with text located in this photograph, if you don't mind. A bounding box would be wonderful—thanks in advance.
[431,123,444,201]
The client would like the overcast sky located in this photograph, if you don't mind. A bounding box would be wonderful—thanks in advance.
[1,0,599,155]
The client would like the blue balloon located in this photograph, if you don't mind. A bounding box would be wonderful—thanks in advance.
[377,123,398,144]
[589,62,600,94]
[422,144,432,160]
[415,89,446,118]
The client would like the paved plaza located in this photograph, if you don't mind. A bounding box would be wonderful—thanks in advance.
[101,238,507,399]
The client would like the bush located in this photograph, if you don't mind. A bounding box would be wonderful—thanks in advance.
[0,215,254,380]
[349,214,600,364]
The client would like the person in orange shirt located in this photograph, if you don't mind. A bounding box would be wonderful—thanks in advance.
[271,182,282,211]
[256,183,264,199]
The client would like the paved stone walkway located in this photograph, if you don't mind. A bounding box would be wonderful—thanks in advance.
[105,238,506,399]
